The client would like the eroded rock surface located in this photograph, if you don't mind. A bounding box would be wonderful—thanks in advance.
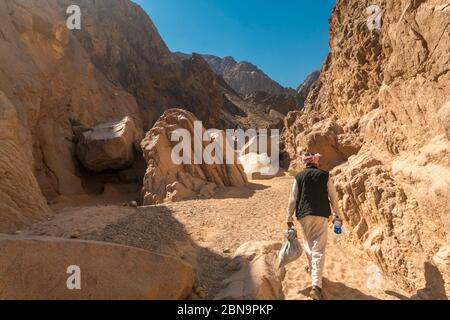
[0,92,52,233]
[433,246,450,298]
[282,0,450,294]
[141,109,248,205]
[282,111,361,171]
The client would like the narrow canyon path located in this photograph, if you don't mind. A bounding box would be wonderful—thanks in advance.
[165,175,408,300]
[25,174,410,300]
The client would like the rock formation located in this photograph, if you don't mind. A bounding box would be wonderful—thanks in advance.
[239,134,281,179]
[0,92,52,233]
[76,116,142,172]
[0,0,145,231]
[215,241,285,300]
[282,112,362,171]
[0,235,194,299]
[141,109,248,205]
[0,0,250,232]
[283,0,450,295]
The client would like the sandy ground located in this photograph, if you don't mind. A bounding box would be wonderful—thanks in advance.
[24,174,411,300]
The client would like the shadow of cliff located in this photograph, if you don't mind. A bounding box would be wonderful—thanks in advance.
[412,262,448,300]
[85,205,233,299]
[298,278,380,300]
[385,262,448,300]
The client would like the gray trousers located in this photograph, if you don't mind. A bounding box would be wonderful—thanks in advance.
[299,215,328,288]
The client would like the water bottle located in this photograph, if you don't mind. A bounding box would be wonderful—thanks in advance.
[333,218,343,241]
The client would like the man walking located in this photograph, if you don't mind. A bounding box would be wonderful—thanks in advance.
[286,152,341,300]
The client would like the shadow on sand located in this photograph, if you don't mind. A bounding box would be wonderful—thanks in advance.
[385,262,448,300]
[86,205,233,299]
[211,182,270,200]
[298,278,380,300]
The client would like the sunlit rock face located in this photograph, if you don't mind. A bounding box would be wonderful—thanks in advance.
[282,0,450,295]
[0,0,248,232]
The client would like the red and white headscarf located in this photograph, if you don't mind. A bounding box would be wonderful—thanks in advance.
[302,153,321,165]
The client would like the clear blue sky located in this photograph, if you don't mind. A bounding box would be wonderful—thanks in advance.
[132,0,335,89]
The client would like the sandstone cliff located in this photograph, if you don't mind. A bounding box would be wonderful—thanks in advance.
[283,0,450,295]
[0,0,144,232]
[0,0,248,232]
[57,0,245,130]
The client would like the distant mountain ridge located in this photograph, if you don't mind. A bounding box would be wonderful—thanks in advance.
[175,52,293,96]
[201,54,294,96]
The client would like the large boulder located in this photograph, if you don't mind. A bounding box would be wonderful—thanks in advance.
[76,116,142,172]
[214,241,285,300]
[0,235,194,299]
[141,109,248,205]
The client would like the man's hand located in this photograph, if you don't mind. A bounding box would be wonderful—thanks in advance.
[332,215,342,225]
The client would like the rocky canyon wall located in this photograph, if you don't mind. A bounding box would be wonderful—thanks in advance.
[283,0,450,295]
[57,0,244,130]
[0,0,245,233]
[0,0,144,232]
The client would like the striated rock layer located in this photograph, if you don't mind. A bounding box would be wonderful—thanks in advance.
[283,0,450,295]
[0,0,143,232]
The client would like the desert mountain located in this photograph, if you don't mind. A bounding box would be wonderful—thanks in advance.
[195,54,320,116]
[200,54,294,96]
[283,0,450,295]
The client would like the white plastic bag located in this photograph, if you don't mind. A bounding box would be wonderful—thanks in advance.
[277,227,302,268]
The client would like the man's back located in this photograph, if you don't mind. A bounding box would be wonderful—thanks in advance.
[295,165,331,219]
